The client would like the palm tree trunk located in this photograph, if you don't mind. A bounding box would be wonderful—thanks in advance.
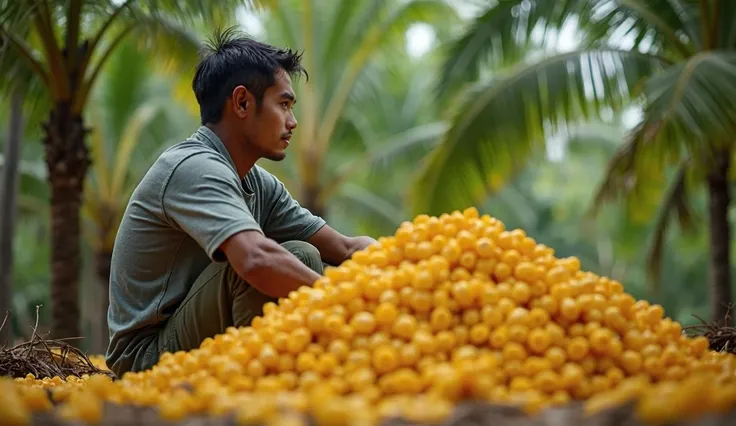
[93,248,112,353]
[707,152,732,326]
[0,89,24,345]
[42,102,90,340]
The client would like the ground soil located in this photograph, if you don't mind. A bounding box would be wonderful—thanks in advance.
[27,401,736,426]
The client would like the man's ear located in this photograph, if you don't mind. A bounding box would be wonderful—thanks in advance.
[232,85,250,118]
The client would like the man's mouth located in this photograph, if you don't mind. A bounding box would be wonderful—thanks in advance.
[282,134,292,145]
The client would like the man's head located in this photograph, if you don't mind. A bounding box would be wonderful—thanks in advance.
[192,27,307,162]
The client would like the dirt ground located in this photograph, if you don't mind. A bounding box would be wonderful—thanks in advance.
[28,401,736,426]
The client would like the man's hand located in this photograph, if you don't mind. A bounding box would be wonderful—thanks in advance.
[219,230,322,298]
[308,225,376,266]
[345,235,378,258]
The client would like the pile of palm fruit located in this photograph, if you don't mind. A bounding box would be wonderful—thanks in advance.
[3,208,736,426]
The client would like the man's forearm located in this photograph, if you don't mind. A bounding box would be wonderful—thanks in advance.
[233,239,322,298]
[308,226,377,266]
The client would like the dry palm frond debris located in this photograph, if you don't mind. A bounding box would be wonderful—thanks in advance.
[0,307,113,380]
[684,308,736,354]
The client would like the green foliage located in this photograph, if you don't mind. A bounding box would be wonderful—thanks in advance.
[83,37,196,253]
[0,126,50,339]
[2,0,727,340]
[10,216,51,337]
[418,0,736,306]
[482,127,711,324]
[252,0,460,217]
[413,49,665,216]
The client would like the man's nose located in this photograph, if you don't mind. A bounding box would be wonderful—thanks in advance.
[287,112,298,130]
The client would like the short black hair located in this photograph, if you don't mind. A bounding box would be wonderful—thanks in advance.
[192,26,308,124]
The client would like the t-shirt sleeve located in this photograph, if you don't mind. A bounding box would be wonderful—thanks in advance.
[261,172,326,243]
[161,153,263,262]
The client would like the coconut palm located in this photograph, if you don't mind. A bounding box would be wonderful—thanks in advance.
[414,0,736,323]
[0,0,261,339]
[482,121,711,325]
[221,0,461,219]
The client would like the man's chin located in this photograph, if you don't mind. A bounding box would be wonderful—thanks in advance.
[264,151,287,162]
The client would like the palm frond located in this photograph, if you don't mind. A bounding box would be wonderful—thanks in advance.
[86,108,110,198]
[91,37,152,144]
[563,121,626,152]
[141,0,254,26]
[0,2,53,95]
[315,0,460,156]
[333,183,406,230]
[0,60,49,139]
[75,0,137,98]
[593,51,736,213]
[110,103,162,197]
[589,52,736,269]
[483,182,543,232]
[438,0,702,98]
[587,122,670,226]
[638,51,736,158]
[30,0,67,98]
[0,29,51,90]
[76,6,204,113]
[398,62,437,126]
[265,0,300,48]
[437,0,582,95]
[411,48,664,216]
[579,0,698,56]
[321,0,373,68]
[340,110,377,152]
[318,121,448,206]
[319,0,388,74]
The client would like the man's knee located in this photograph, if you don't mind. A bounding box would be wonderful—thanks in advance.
[280,241,324,275]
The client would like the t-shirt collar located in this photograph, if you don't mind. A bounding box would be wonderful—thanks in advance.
[194,125,255,196]
[194,126,238,172]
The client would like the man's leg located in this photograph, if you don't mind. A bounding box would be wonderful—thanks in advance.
[141,241,323,370]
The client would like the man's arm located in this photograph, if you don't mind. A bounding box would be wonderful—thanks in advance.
[220,230,322,298]
[162,154,320,299]
[257,170,376,265]
[307,225,377,266]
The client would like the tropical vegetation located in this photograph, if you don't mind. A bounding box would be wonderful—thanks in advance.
[0,0,732,351]
[417,0,736,323]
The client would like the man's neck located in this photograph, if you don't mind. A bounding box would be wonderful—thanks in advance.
[205,123,258,178]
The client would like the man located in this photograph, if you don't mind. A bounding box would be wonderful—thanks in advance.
[105,29,376,378]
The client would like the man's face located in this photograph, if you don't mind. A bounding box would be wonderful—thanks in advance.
[243,69,298,162]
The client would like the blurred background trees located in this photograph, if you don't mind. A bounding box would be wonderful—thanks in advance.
[414,0,736,324]
[0,0,732,350]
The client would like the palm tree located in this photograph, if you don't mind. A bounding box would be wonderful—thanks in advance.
[82,38,196,351]
[414,0,736,323]
[481,121,711,324]
[0,0,261,339]
[219,0,460,218]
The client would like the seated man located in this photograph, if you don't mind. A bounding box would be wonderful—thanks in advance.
[105,30,376,378]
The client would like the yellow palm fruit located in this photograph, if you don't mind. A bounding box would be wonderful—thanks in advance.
[10,207,736,426]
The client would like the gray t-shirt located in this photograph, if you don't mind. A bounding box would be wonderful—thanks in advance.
[105,126,325,375]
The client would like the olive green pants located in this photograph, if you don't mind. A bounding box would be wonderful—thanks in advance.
[136,241,324,372]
